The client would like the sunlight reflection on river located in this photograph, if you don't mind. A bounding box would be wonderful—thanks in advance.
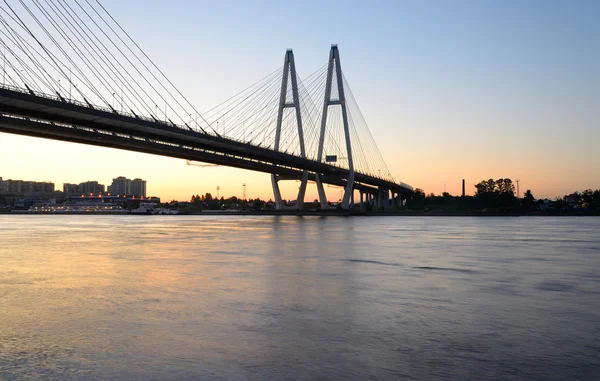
[1,216,599,380]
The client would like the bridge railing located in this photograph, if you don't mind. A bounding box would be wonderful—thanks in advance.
[0,83,201,135]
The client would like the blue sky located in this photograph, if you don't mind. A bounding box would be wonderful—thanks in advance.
[1,0,598,200]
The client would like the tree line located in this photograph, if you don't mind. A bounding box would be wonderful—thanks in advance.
[155,181,600,213]
[407,178,600,213]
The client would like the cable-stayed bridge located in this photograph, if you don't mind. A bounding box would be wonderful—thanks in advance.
[0,0,412,209]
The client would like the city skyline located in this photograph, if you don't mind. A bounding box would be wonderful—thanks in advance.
[0,0,598,201]
[0,175,148,199]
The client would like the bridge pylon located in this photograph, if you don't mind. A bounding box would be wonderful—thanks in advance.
[271,49,308,210]
[316,44,354,210]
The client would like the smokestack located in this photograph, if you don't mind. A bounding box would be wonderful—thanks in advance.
[462,179,465,197]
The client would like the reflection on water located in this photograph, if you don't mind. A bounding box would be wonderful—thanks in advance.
[1,216,599,380]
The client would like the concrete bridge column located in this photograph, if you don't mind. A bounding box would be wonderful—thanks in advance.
[271,175,283,210]
[296,170,308,210]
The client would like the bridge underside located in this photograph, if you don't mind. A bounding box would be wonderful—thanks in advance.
[0,87,413,202]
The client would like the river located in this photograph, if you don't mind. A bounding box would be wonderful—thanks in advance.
[1,216,599,380]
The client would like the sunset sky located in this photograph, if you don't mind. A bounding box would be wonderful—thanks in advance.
[1,0,598,201]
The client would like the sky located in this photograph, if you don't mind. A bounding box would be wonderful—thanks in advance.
[1,0,598,201]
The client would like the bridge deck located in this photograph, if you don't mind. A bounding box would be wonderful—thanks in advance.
[0,86,413,194]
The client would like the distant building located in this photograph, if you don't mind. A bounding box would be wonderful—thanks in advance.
[81,181,105,195]
[38,182,55,193]
[63,183,80,194]
[107,176,131,196]
[0,177,8,194]
[130,178,147,198]
[68,194,160,205]
[14,199,34,209]
[7,179,22,193]
[3,179,54,194]
[108,176,146,197]
[64,181,106,195]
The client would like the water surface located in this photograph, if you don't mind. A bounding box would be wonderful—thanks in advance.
[1,216,599,380]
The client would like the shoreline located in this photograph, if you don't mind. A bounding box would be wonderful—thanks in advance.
[1,210,598,217]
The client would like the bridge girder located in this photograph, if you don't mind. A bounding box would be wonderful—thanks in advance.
[0,86,413,196]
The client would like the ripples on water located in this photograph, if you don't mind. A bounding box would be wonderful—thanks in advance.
[0,216,599,380]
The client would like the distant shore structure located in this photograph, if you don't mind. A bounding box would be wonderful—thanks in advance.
[107,176,147,198]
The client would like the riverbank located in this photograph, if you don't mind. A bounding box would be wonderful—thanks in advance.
[3,209,598,216]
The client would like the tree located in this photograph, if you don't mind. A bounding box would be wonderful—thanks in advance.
[253,198,265,209]
[474,178,517,209]
[193,194,202,207]
[413,188,425,200]
[475,179,497,196]
[522,189,535,210]
[486,179,496,193]
[592,190,600,208]
[496,178,515,195]
[475,181,487,196]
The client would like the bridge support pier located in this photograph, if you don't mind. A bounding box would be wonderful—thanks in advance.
[315,174,328,209]
[394,192,403,208]
[271,175,283,209]
[296,170,308,209]
[317,45,355,210]
[271,49,308,210]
